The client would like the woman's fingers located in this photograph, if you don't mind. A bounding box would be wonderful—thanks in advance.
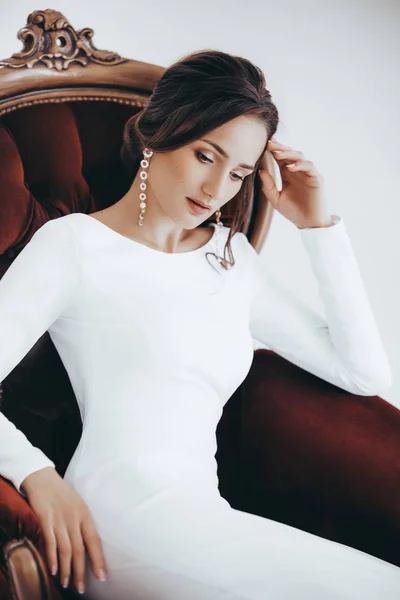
[286,160,320,177]
[22,469,106,591]
[41,517,58,576]
[271,148,321,178]
[44,514,106,595]
[271,149,303,163]
[69,525,87,594]
[81,515,107,582]
[268,138,289,146]
[55,526,72,589]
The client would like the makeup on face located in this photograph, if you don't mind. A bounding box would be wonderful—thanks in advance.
[186,197,212,215]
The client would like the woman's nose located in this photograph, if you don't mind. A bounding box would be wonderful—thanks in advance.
[202,173,226,201]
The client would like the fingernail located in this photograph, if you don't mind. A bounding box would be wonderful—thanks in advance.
[98,568,107,582]
[77,583,85,594]
[51,565,57,576]
[62,577,69,588]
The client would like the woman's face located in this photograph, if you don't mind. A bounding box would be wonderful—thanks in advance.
[143,115,268,229]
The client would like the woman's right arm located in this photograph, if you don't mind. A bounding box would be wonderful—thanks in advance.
[0,219,80,491]
[0,218,106,592]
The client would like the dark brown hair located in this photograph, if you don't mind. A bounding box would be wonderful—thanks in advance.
[121,49,279,269]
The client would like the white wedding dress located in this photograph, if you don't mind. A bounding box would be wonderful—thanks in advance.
[0,212,398,599]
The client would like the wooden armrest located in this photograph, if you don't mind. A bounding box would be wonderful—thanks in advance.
[4,538,60,600]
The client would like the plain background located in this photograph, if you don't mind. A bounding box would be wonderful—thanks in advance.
[1,0,399,405]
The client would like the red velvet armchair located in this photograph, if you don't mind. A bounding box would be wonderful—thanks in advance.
[1,10,399,600]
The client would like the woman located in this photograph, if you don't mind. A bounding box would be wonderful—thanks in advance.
[0,49,397,599]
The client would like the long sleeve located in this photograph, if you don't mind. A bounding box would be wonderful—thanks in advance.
[246,215,392,397]
[0,218,81,492]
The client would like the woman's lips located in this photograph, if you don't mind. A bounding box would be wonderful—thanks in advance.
[186,198,211,215]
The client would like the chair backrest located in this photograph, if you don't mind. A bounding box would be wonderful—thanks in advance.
[0,9,274,476]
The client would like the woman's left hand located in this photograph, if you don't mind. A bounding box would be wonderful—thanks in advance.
[258,138,333,229]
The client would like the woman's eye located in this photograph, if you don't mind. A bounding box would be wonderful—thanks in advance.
[232,173,245,181]
[195,151,244,182]
[196,151,212,164]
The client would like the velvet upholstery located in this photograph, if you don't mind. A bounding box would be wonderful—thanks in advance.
[0,102,136,257]
[224,350,400,567]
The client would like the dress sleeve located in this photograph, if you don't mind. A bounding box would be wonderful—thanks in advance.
[246,215,392,397]
[0,218,81,493]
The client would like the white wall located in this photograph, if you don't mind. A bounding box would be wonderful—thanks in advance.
[1,0,399,406]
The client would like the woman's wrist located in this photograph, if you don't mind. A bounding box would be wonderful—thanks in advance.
[21,465,58,496]
[297,215,334,229]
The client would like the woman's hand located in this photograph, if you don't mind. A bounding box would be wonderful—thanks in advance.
[258,138,333,229]
[21,466,107,595]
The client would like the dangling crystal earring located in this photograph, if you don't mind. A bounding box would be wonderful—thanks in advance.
[214,209,224,263]
[137,147,154,227]
[215,209,223,229]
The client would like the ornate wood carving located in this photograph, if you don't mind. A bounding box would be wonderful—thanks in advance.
[0,93,146,117]
[0,9,127,71]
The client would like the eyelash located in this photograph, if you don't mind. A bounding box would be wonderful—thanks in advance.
[195,151,245,182]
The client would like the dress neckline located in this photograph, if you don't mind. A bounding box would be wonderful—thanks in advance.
[78,213,219,256]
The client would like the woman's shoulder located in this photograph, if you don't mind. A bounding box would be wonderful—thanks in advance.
[27,214,92,264]
[30,213,81,245]
[35,213,96,247]
[35,213,84,235]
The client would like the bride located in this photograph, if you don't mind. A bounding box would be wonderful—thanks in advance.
[0,49,397,599]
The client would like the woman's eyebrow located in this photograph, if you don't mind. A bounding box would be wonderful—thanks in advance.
[199,138,255,171]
